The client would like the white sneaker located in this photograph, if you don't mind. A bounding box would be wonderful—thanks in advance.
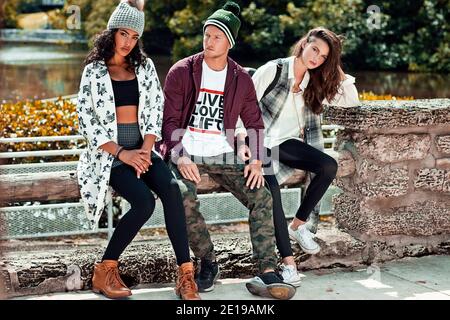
[288,223,321,254]
[280,264,302,287]
[305,220,318,236]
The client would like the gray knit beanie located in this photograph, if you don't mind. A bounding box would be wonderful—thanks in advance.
[107,0,145,37]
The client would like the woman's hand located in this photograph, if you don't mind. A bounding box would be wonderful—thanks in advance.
[118,149,151,178]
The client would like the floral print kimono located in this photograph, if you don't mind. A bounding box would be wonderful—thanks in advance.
[76,58,163,226]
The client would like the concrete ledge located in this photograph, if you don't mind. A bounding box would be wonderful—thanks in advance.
[323,99,450,131]
[2,222,449,298]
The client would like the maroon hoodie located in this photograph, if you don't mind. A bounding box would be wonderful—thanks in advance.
[160,52,265,161]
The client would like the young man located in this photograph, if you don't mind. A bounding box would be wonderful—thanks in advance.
[161,2,296,300]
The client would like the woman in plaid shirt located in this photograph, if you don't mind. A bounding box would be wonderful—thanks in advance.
[242,27,360,286]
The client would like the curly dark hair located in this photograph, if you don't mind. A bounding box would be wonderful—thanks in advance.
[84,29,147,71]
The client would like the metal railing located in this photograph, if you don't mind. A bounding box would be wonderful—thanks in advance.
[0,124,343,239]
[0,126,341,160]
[0,135,84,159]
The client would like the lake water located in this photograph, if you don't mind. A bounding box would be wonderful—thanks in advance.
[1,43,449,102]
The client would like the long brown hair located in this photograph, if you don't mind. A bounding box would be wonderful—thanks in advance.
[291,27,344,114]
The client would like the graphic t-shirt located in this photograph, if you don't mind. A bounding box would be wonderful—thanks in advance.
[181,61,234,157]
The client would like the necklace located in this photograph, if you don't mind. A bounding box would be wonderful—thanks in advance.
[291,86,306,141]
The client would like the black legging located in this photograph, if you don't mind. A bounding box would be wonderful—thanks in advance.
[102,153,190,266]
[264,139,338,258]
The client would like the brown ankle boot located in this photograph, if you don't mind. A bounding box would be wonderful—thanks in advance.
[175,262,201,300]
[92,260,132,299]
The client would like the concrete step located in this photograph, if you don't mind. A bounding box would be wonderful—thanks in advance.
[1,221,450,299]
[11,255,450,300]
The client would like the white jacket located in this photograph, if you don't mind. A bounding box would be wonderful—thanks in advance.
[76,58,163,226]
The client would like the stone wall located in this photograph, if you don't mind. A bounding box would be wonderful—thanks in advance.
[2,99,450,297]
[0,217,5,299]
[324,99,450,243]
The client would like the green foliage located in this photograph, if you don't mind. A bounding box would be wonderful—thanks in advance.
[406,0,449,72]
[84,0,116,45]
[2,0,44,27]
[167,1,217,60]
[172,35,203,61]
[280,0,369,63]
[3,0,21,27]
[239,2,285,59]
[6,0,446,72]
[15,0,42,13]
[142,0,185,54]
[62,0,115,45]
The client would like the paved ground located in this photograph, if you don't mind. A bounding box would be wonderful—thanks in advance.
[13,254,450,300]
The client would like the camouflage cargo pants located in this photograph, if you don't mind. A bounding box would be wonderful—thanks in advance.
[168,153,277,272]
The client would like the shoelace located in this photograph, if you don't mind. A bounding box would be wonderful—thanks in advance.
[282,266,295,279]
[114,268,128,288]
[298,226,314,241]
[178,271,196,292]
[105,267,127,289]
[306,227,315,237]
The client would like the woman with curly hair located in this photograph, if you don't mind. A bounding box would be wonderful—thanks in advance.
[76,0,200,300]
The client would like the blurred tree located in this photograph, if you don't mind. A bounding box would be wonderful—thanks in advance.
[0,0,6,28]
[62,0,93,33]
[406,0,449,72]
[168,0,216,61]
[280,0,374,69]
[143,0,185,55]
[238,2,285,59]
[3,0,447,72]
[357,0,449,72]
[3,0,21,27]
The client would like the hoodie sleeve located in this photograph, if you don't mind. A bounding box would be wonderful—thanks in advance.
[324,74,360,107]
[162,64,192,162]
[239,75,265,161]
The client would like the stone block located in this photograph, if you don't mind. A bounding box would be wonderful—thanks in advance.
[414,168,446,192]
[334,194,450,237]
[356,134,430,163]
[323,100,450,130]
[436,136,450,155]
[336,150,356,177]
[358,171,409,198]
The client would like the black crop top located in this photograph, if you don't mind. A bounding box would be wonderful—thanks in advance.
[111,77,139,107]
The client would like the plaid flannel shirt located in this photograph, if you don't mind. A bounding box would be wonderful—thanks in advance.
[258,58,325,185]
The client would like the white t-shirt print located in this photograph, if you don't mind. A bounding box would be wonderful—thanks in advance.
[182,61,234,157]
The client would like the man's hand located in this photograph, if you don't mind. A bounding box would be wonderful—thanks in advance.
[237,144,252,162]
[177,156,201,183]
[244,159,264,189]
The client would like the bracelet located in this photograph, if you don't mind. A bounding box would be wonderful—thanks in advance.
[115,146,124,158]
[116,148,125,160]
